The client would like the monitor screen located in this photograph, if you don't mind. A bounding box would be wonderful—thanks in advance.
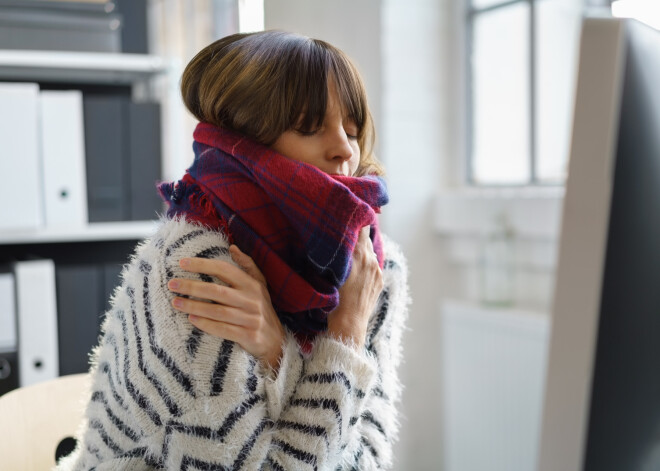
[537,16,660,471]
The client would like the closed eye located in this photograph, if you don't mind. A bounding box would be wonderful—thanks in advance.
[294,128,320,137]
[344,119,359,140]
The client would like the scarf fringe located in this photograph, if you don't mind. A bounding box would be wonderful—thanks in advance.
[159,179,232,241]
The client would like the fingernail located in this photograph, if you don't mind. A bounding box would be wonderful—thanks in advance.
[173,298,183,308]
[180,258,190,267]
[188,314,198,322]
[168,280,180,289]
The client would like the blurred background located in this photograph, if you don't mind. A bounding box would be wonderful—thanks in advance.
[0,0,658,469]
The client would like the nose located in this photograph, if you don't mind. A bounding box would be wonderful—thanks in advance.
[325,125,354,162]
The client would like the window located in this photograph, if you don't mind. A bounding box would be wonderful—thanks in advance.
[238,0,264,32]
[467,0,594,185]
[612,0,660,29]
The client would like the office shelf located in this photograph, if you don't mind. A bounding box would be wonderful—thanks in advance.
[0,220,158,245]
[0,49,169,84]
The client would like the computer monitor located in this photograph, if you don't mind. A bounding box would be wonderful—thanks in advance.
[537,16,660,471]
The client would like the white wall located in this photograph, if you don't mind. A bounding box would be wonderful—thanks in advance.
[381,0,453,469]
[266,1,454,468]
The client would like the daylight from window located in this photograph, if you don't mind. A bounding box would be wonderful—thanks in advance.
[469,0,582,186]
[238,0,264,33]
[612,0,660,29]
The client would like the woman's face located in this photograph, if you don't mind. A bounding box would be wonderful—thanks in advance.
[271,79,360,177]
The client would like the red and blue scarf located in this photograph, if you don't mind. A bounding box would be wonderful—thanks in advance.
[158,123,388,335]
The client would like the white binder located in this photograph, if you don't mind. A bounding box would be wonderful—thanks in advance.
[39,90,89,227]
[0,83,43,231]
[14,260,59,386]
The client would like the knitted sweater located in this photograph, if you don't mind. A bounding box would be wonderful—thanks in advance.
[56,218,409,470]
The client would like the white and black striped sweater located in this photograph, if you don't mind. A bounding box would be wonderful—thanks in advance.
[56,218,409,470]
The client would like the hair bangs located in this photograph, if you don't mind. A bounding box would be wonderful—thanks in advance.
[330,59,368,136]
[286,39,367,136]
[286,40,329,133]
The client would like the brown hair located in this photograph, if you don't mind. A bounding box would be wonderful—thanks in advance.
[180,30,384,176]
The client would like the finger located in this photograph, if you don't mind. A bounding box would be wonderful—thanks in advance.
[355,225,375,252]
[359,225,374,247]
[229,245,267,285]
[359,225,370,240]
[172,296,251,326]
[168,278,245,308]
[179,257,254,289]
[188,315,245,344]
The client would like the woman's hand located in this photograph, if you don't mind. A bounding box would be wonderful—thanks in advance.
[167,245,285,372]
[327,226,384,349]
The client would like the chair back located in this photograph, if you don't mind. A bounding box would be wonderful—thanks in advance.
[0,373,89,470]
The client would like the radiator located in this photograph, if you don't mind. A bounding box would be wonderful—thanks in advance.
[441,301,550,471]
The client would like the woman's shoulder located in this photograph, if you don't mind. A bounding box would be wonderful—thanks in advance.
[130,216,232,268]
[151,216,231,255]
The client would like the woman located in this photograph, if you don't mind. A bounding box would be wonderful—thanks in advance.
[58,31,408,471]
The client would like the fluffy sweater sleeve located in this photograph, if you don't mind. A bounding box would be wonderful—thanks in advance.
[336,235,409,470]
[56,218,408,471]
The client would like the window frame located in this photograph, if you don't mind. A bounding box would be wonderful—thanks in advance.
[464,0,612,186]
[466,0,539,186]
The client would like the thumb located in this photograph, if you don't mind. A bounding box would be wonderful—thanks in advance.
[229,245,267,284]
[358,225,372,247]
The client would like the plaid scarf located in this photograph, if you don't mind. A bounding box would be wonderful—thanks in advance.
[158,123,389,335]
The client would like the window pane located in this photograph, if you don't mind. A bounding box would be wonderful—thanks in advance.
[536,0,583,183]
[238,0,265,32]
[472,3,531,184]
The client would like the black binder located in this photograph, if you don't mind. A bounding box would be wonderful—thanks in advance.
[0,351,18,396]
[0,267,18,395]
[56,264,103,375]
[113,0,148,54]
[127,101,163,221]
[84,96,162,223]
[84,96,128,223]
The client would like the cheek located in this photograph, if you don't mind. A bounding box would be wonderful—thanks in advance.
[350,143,361,174]
[272,133,307,163]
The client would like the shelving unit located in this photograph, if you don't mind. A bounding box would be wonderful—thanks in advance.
[0,221,158,245]
[0,49,184,244]
[0,39,185,391]
[0,49,168,84]
[0,48,173,248]
[0,48,187,184]
[0,1,197,399]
